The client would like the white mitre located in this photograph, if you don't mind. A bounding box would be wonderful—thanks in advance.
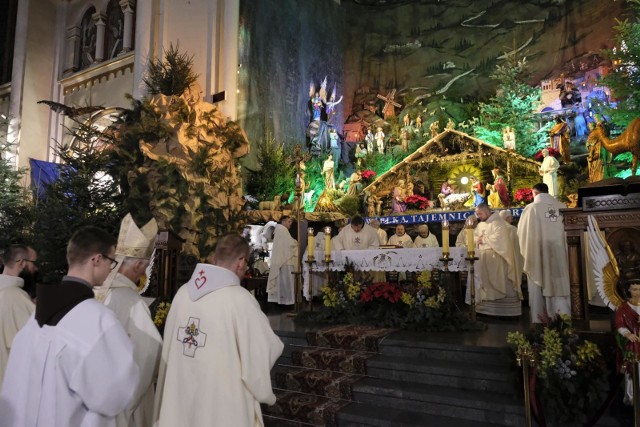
[96,213,158,299]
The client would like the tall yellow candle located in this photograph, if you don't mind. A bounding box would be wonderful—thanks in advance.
[466,227,474,254]
[324,226,332,256]
[307,228,315,260]
[441,220,449,253]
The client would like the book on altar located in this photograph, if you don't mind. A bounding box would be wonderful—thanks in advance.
[379,245,403,249]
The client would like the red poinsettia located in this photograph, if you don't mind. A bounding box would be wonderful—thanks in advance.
[404,194,429,210]
[361,169,377,181]
[514,187,534,204]
[534,147,562,161]
[361,282,403,304]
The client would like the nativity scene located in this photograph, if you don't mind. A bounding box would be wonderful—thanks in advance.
[3,0,640,426]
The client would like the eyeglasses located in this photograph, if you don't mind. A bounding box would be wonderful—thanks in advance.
[101,254,118,270]
[17,259,37,264]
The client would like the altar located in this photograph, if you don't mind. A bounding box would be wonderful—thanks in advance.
[303,246,469,299]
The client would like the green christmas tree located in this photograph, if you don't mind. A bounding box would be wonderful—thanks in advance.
[473,53,550,157]
[597,0,640,126]
[245,136,295,203]
[0,115,35,250]
[31,120,126,282]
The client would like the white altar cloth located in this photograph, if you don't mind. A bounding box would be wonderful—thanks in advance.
[302,247,469,299]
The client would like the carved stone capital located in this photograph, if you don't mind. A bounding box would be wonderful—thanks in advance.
[119,0,136,13]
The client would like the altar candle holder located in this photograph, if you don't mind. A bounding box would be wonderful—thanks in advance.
[307,227,315,262]
[323,226,332,264]
[323,226,333,291]
[439,219,451,272]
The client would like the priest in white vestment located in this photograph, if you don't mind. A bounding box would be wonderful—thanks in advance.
[332,215,379,251]
[94,214,162,427]
[154,235,283,427]
[267,216,298,305]
[413,224,439,248]
[388,224,414,248]
[369,219,388,246]
[517,183,571,323]
[0,226,139,427]
[467,204,522,317]
[539,149,560,197]
[0,245,37,386]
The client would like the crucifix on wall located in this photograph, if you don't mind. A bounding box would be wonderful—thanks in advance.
[377,89,402,119]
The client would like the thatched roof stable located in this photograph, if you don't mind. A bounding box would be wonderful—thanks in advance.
[363,129,541,198]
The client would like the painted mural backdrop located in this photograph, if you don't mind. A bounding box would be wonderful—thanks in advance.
[238,0,345,168]
[238,0,626,155]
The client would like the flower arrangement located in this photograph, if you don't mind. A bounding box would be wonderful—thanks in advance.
[307,270,475,331]
[404,194,429,210]
[506,314,608,426]
[151,299,172,335]
[513,187,533,205]
[361,282,403,303]
[360,169,377,182]
[534,147,562,161]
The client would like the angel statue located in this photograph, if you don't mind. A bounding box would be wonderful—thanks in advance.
[306,77,342,157]
[588,216,640,405]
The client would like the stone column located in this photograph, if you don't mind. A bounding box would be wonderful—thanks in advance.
[119,0,135,53]
[132,0,152,99]
[92,12,107,63]
[63,26,81,75]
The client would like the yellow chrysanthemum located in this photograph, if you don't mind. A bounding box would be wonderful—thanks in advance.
[575,340,602,368]
[424,296,440,309]
[321,284,339,307]
[417,270,432,289]
[401,292,416,306]
[539,328,563,375]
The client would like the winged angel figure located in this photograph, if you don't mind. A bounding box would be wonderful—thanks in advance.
[587,215,638,405]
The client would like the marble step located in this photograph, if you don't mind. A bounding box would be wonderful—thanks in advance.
[351,377,525,426]
[379,337,511,366]
[337,402,506,427]
[264,415,319,427]
[366,354,516,394]
[277,331,309,366]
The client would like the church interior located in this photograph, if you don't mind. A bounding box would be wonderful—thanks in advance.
[3,0,640,425]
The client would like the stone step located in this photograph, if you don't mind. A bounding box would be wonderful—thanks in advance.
[277,332,310,366]
[380,337,511,366]
[366,354,517,394]
[264,415,319,427]
[352,377,525,426]
[337,402,506,427]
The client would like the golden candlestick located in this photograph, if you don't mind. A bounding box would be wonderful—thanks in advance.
[323,226,332,290]
[441,219,450,256]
